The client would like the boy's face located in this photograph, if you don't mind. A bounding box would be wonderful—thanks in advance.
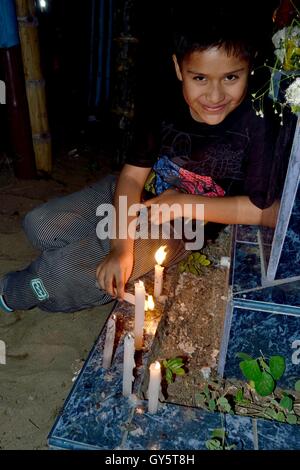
[173,46,250,125]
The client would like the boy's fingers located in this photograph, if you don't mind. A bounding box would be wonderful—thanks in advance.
[115,271,125,300]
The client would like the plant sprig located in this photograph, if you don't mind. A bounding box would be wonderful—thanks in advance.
[162,357,186,384]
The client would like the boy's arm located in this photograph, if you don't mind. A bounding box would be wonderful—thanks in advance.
[144,190,279,228]
[96,164,152,299]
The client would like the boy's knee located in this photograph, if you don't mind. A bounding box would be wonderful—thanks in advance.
[22,205,52,249]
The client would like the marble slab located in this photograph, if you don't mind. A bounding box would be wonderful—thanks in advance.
[275,183,300,281]
[234,280,300,314]
[223,306,300,390]
[231,242,262,293]
[124,403,223,451]
[257,419,300,450]
[236,225,259,244]
[266,116,300,281]
[48,300,160,450]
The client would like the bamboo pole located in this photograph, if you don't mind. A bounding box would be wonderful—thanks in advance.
[15,0,52,173]
[0,0,36,179]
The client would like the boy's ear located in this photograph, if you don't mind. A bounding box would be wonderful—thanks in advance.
[172,55,183,81]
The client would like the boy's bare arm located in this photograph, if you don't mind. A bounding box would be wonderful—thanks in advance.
[96,164,151,299]
[144,190,279,228]
[111,164,152,252]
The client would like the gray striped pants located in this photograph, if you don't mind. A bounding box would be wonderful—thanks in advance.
[0,175,186,313]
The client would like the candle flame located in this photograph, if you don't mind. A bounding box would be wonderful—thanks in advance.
[155,246,167,265]
[138,280,144,287]
[154,361,161,370]
[147,295,155,310]
[112,314,116,321]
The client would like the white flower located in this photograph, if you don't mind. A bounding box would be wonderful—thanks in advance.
[272,27,287,49]
[285,78,300,106]
[272,26,300,66]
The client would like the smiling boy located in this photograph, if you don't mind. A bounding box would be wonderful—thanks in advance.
[0,4,280,313]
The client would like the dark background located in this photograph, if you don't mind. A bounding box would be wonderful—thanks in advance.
[0,0,281,174]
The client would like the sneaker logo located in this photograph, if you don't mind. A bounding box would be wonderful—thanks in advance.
[30,278,49,301]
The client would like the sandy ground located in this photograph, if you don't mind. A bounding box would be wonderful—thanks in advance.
[0,153,115,450]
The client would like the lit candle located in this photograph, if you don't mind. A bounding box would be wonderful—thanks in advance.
[102,314,116,369]
[148,361,161,413]
[147,295,155,311]
[134,280,146,350]
[154,246,167,298]
[124,291,149,312]
[122,333,135,397]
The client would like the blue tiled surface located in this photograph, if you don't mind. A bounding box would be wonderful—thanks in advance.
[232,242,262,293]
[48,300,159,450]
[258,226,274,272]
[266,116,300,281]
[223,414,255,450]
[236,225,259,244]
[276,184,300,281]
[124,403,222,450]
[48,221,300,451]
[48,326,133,450]
[234,280,300,312]
[223,306,300,389]
[257,419,300,450]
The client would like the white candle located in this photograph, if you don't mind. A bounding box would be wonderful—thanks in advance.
[154,246,167,298]
[102,314,116,369]
[124,291,150,312]
[134,280,146,350]
[148,361,161,413]
[122,333,135,397]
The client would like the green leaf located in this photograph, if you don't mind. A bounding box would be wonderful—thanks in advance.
[205,439,222,450]
[286,414,297,425]
[204,385,211,401]
[280,396,293,411]
[224,404,232,413]
[170,362,184,371]
[163,360,168,368]
[225,444,236,450]
[255,371,275,396]
[265,408,278,419]
[202,259,211,266]
[173,367,185,376]
[236,352,253,361]
[166,358,183,368]
[276,411,286,423]
[178,263,186,273]
[239,359,262,381]
[269,355,286,380]
[235,389,244,402]
[165,368,173,384]
[217,397,229,407]
[209,399,216,412]
[295,380,300,392]
[212,428,226,439]
[258,358,270,373]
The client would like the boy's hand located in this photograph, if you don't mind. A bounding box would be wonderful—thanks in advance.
[143,189,184,224]
[96,245,134,300]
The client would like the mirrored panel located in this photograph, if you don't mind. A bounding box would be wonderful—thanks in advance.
[260,114,300,281]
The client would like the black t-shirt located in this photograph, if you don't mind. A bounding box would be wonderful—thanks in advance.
[126,92,280,209]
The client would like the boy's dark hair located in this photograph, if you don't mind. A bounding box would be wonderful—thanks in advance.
[172,2,273,66]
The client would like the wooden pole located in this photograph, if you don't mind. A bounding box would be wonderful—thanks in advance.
[0,0,36,179]
[15,0,52,173]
